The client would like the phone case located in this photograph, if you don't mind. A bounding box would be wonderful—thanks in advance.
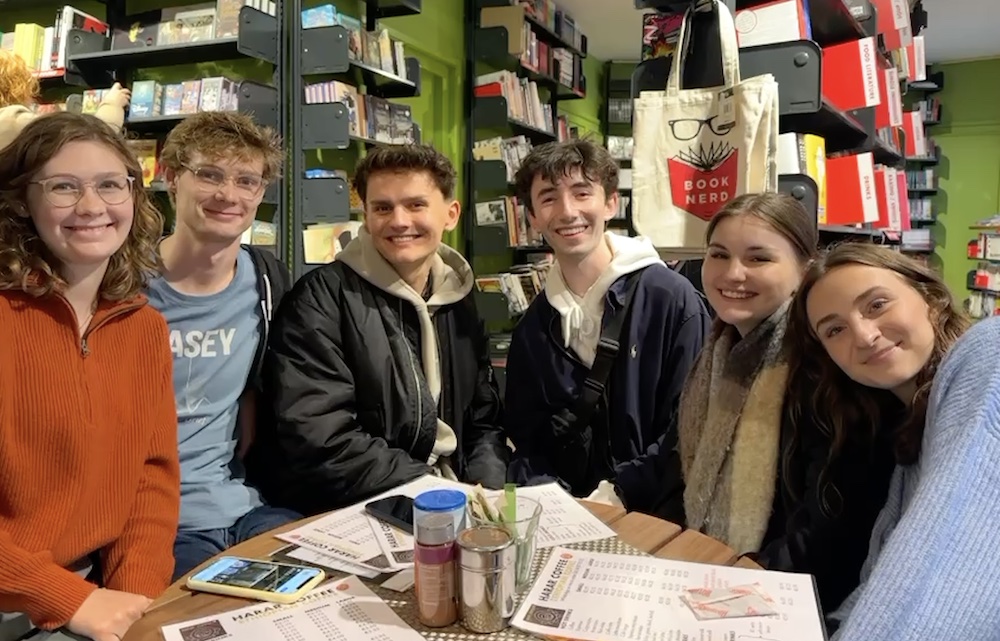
[186,557,326,604]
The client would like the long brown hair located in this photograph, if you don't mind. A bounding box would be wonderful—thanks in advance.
[0,112,163,300]
[785,243,969,510]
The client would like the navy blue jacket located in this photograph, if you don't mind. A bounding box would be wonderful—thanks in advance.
[505,264,710,521]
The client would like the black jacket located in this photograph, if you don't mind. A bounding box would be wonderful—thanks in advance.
[244,244,291,393]
[246,260,508,516]
[757,395,900,613]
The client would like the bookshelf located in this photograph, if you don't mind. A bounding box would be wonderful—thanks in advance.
[463,0,589,327]
[2,0,285,253]
[288,0,423,278]
[628,0,919,249]
[900,67,943,260]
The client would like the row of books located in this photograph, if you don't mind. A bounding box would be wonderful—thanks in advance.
[125,78,239,120]
[908,199,933,221]
[517,0,585,53]
[474,70,555,135]
[475,259,553,316]
[970,263,1000,295]
[606,136,633,161]
[109,0,278,52]
[915,97,941,123]
[3,5,104,72]
[608,98,632,125]
[300,5,408,81]
[899,228,933,253]
[475,196,540,249]
[472,136,534,183]
[303,80,416,145]
[907,168,937,191]
[966,290,1000,320]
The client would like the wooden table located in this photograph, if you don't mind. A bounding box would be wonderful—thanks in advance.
[124,502,759,640]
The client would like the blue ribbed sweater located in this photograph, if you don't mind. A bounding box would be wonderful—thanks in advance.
[832,316,1000,639]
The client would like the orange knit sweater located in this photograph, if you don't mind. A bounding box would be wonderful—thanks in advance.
[0,290,180,629]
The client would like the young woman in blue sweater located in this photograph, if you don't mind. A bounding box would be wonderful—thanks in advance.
[787,243,993,640]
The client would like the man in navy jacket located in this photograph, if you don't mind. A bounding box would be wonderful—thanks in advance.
[505,139,710,522]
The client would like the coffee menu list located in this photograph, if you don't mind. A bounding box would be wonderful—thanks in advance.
[511,548,827,641]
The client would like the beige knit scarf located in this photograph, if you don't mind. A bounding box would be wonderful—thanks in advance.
[678,302,791,555]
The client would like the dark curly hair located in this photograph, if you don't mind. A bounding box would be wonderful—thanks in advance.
[784,243,969,514]
[513,137,618,214]
[0,112,163,300]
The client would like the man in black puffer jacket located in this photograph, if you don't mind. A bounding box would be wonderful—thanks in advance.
[247,145,509,515]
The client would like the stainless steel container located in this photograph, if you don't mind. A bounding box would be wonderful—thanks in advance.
[456,525,517,633]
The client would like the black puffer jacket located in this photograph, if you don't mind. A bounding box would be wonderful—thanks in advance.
[247,239,508,515]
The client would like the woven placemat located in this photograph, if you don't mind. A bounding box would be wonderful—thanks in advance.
[365,536,647,640]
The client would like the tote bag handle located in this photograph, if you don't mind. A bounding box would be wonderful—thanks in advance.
[666,0,741,94]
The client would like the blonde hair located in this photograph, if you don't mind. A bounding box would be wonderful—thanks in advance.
[0,51,40,108]
[0,112,164,300]
[159,111,283,182]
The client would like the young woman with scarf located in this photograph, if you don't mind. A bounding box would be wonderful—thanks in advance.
[676,193,898,614]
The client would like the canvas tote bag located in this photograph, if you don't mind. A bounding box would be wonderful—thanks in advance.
[632,0,779,255]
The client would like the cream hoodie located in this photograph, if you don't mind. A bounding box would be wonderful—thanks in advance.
[337,228,474,479]
[545,232,662,367]
[0,103,126,151]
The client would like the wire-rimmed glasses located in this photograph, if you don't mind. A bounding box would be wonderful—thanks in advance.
[29,175,136,208]
[183,163,266,200]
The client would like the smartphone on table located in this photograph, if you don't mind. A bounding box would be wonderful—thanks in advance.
[186,556,325,604]
[365,494,415,534]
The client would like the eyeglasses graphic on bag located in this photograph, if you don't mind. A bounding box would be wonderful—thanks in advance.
[30,175,135,208]
[183,164,266,199]
[667,116,735,141]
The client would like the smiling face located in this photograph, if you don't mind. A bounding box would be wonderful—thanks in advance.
[26,140,134,276]
[168,152,266,244]
[702,215,805,335]
[363,169,459,271]
[527,169,618,260]
[806,263,936,400]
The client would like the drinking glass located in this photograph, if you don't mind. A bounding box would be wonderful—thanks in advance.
[468,496,542,593]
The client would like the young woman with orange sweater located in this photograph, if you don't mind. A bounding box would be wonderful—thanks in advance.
[0,112,180,641]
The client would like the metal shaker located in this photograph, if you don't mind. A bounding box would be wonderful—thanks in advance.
[456,525,517,633]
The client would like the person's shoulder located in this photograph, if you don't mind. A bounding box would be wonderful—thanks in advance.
[631,263,708,317]
[936,317,1000,387]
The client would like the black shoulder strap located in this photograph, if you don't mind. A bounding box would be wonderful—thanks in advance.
[567,271,643,428]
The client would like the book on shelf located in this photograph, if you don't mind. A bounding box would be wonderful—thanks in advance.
[473,135,533,182]
[475,196,539,248]
[475,70,554,134]
[476,258,553,316]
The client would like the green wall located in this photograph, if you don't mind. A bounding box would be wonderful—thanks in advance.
[928,58,1000,299]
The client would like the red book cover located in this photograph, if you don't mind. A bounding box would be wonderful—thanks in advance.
[905,36,926,82]
[895,170,912,230]
[826,153,879,225]
[822,37,881,112]
[876,67,903,128]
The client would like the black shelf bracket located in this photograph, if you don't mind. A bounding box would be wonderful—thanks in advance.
[474,160,510,193]
[236,6,279,64]
[473,224,515,255]
[236,80,279,130]
[300,102,350,150]
[301,177,351,225]
[778,174,819,227]
[474,96,557,143]
[300,25,421,98]
[474,290,514,322]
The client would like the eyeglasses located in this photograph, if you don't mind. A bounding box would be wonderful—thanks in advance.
[667,116,735,141]
[29,175,135,208]
[183,164,266,199]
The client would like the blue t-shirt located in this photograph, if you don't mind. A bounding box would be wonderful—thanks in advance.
[146,248,263,531]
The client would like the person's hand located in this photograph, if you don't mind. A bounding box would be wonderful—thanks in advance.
[66,588,152,641]
[101,83,132,109]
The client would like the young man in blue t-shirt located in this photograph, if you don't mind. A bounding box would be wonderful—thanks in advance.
[145,111,298,579]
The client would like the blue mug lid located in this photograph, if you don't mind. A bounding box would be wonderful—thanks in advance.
[414,489,467,512]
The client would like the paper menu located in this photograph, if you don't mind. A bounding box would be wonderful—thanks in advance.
[277,476,469,573]
[512,548,826,641]
[161,575,426,641]
[502,483,617,548]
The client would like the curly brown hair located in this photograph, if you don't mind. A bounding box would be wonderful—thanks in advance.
[513,138,618,214]
[159,111,283,183]
[353,143,457,203]
[0,112,163,300]
[784,243,969,513]
[0,50,39,108]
